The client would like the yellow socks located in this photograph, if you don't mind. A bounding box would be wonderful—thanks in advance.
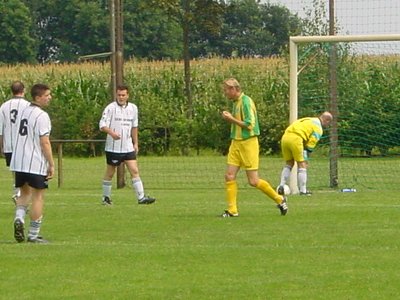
[256,179,283,204]
[225,180,238,214]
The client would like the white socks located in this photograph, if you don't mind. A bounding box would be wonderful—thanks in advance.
[132,177,144,200]
[298,168,308,193]
[15,205,27,222]
[280,165,292,186]
[103,178,145,200]
[28,218,42,239]
[102,180,112,197]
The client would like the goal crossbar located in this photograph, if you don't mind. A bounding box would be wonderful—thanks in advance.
[291,34,400,44]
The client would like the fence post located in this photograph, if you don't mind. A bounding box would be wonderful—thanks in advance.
[52,139,105,188]
[57,143,63,188]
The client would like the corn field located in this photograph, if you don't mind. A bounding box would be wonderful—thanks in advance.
[0,56,399,158]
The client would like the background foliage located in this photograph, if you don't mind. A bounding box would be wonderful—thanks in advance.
[0,55,399,157]
[0,0,302,63]
[296,47,400,156]
[0,0,36,63]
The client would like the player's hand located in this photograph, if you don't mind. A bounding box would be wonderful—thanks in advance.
[47,166,55,179]
[221,111,232,120]
[303,150,311,161]
[111,131,121,140]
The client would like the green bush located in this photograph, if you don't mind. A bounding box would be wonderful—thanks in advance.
[1,57,399,156]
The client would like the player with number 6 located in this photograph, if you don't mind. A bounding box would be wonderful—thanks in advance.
[10,83,54,243]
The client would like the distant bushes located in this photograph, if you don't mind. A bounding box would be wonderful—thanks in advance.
[298,54,400,156]
[0,56,399,156]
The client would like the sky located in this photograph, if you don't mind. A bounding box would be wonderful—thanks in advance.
[265,0,400,53]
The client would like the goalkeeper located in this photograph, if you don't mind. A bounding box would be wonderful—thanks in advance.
[277,111,333,196]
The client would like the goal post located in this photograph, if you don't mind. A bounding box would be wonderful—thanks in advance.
[289,34,400,193]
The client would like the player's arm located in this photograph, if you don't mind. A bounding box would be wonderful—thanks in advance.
[131,104,139,152]
[0,135,3,155]
[221,100,253,129]
[0,111,4,154]
[100,126,120,140]
[305,126,323,151]
[305,137,319,152]
[40,135,55,179]
[131,127,138,153]
[221,111,249,128]
[99,108,120,140]
[240,96,255,130]
[222,96,254,130]
[303,149,311,161]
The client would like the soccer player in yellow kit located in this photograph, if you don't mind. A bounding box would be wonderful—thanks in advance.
[277,112,333,195]
[221,78,288,217]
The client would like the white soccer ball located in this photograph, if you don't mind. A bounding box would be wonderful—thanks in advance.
[283,184,291,195]
[277,184,291,195]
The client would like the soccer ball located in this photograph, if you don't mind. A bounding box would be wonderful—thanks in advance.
[277,184,291,195]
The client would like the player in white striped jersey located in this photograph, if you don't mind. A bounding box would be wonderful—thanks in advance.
[11,83,54,244]
[0,81,30,202]
[99,85,155,205]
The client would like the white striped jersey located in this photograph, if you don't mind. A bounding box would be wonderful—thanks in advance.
[10,104,52,176]
[99,101,138,153]
[0,97,30,153]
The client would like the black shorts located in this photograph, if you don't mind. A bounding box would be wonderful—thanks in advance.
[106,151,137,166]
[4,152,12,167]
[15,172,49,189]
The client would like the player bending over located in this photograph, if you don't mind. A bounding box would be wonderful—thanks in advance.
[277,111,333,195]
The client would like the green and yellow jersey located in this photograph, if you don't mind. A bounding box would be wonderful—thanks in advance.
[284,117,323,151]
[230,93,260,140]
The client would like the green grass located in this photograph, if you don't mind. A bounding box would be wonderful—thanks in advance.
[0,157,399,299]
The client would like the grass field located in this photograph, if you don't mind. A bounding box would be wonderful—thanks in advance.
[0,156,399,299]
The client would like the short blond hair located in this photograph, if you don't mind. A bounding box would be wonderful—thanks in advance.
[223,78,241,89]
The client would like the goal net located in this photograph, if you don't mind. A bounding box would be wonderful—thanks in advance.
[289,34,400,192]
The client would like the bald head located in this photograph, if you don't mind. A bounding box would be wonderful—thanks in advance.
[11,81,25,96]
[319,111,333,127]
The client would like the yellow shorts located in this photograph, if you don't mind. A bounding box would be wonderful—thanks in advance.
[227,137,259,170]
[281,133,305,162]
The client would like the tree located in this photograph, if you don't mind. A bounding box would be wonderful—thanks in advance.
[259,3,302,54]
[301,0,331,36]
[211,0,301,57]
[22,0,109,62]
[63,1,109,60]
[149,0,225,115]
[123,0,182,60]
[3,0,302,63]
[0,0,37,63]
[22,0,61,62]
[22,0,183,62]
[187,0,226,58]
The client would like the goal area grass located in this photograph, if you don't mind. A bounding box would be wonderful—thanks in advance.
[0,156,399,299]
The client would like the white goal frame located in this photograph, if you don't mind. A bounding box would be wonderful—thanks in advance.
[288,34,400,193]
